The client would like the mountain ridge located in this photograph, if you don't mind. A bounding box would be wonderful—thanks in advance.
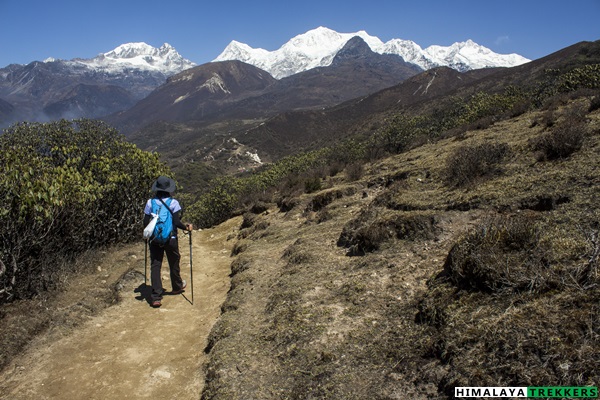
[1,28,531,127]
[235,40,600,160]
[0,42,195,126]
[215,26,531,78]
[181,40,599,173]
[109,37,424,151]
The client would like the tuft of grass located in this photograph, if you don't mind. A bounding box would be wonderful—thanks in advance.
[531,121,586,161]
[238,213,270,239]
[338,208,438,256]
[344,162,365,182]
[230,240,249,256]
[443,142,510,187]
[282,239,315,265]
[421,209,600,394]
[439,214,553,293]
[418,285,600,395]
[589,95,600,112]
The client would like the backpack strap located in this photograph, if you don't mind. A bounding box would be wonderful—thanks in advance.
[156,197,176,239]
[157,197,174,216]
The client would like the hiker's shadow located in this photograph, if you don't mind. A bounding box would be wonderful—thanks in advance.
[134,284,153,305]
[134,283,192,306]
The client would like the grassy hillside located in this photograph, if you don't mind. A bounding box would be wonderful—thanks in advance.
[201,97,599,398]
[1,41,598,397]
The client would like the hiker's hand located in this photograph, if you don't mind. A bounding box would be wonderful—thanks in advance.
[186,223,193,231]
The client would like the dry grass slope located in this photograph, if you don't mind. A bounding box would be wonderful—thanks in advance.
[202,98,600,399]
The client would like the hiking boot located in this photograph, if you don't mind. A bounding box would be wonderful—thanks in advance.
[151,300,162,308]
[172,280,187,294]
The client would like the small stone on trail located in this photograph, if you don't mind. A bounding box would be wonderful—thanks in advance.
[152,368,172,379]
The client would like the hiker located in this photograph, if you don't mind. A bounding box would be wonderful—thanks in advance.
[143,176,193,308]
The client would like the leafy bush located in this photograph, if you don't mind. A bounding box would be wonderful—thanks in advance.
[325,138,367,166]
[303,176,322,193]
[186,177,242,229]
[430,87,530,136]
[368,114,433,157]
[186,149,333,227]
[0,119,169,303]
[443,142,510,187]
[533,64,600,106]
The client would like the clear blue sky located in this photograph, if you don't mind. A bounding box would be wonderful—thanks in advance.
[1,0,599,67]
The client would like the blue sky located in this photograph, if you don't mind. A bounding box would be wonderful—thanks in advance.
[1,0,599,67]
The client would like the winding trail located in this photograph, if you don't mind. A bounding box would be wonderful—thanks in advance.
[0,217,240,400]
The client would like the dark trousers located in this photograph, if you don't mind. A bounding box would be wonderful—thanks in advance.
[149,237,184,301]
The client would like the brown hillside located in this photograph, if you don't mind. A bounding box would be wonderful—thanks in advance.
[202,99,600,398]
[107,60,278,134]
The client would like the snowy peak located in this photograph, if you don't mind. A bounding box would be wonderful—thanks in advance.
[281,26,383,54]
[86,42,196,74]
[217,41,270,65]
[0,42,197,125]
[48,42,197,76]
[381,39,429,68]
[422,39,529,71]
[103,42,159,59]
[216,26,385,79]
[214,27,530,78]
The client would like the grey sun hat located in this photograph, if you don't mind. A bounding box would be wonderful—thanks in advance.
[151,176,176,193]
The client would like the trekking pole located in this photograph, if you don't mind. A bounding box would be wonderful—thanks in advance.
[188,229,194,305]
[144,239,148,286]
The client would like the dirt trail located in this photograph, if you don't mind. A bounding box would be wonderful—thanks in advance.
[0,217,240,400]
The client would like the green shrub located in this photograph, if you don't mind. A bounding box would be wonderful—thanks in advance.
[0,119,169,302]
[304,176,322,193]
[533,64,600,106]
[186,177,242,228]
[369,114,428,155]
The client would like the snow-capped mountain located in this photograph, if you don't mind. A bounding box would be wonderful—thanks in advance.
[420,39,529,71]
[215,28,383,79]
[214,27,531,78]
[0,42,196,125]
[50,42,196,76]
